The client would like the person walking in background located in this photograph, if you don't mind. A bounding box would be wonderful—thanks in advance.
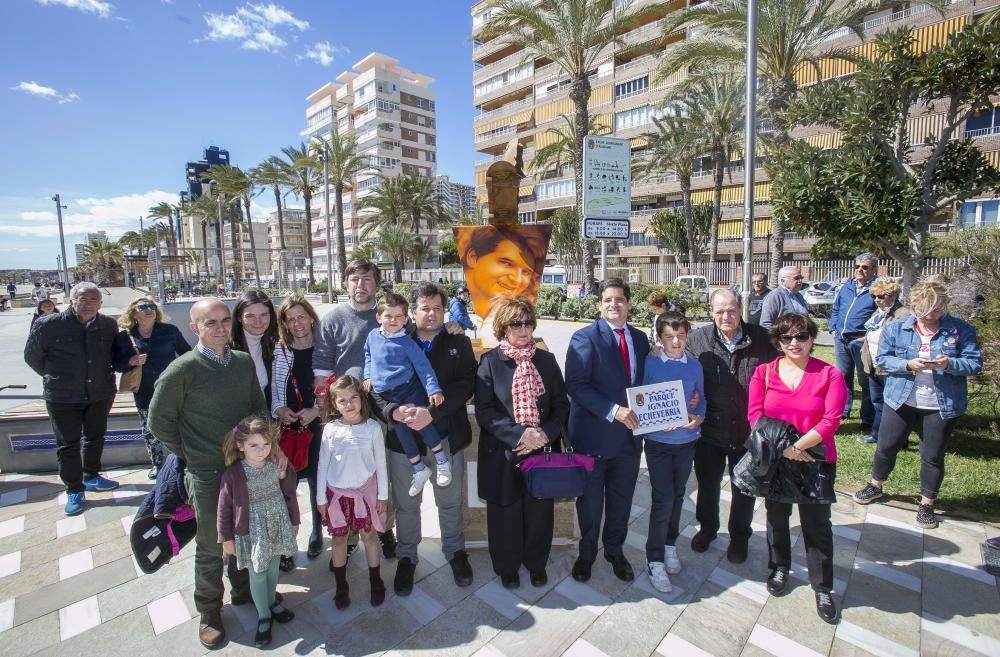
[748,313,846,624]
[114,296,191,479]
[31,281,49,304]
[830,253,878,429]
[686,289,778,563]
[759,266,808,330]
[317,376,389,610]
[857,277,910,444]
[476,297,570,589]
[231,290,278,406]
[747,273,770,325]
[7,281,17,301]
[217,416,298,648]
[448,287,476,331]
[641,311,705,593]
[24,282,121,515]
[854,279,981,529]
[566,278,650,584]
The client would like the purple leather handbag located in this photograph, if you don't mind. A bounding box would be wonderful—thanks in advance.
[518,444,595,499]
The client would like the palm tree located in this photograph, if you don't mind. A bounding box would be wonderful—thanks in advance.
[279,143,320,285]
[662,70,745,277]
[117,231,143,255]
[531,114,610,177]
[400,173,446,234]
[361,223,417,283]
[184,194,218,279]
[147,202,178,254]
[205,164,264,289]
[81,241,124,285]
[639,113,702,270]
[252,157,289,252]
[312,130,373,286]
[656,0,906,283]
[474,0,650,291]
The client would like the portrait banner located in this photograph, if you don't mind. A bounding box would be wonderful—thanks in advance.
[626,380,688,435]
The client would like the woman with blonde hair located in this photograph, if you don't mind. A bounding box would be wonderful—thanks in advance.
[854,279,982,529]
[857,277,910,444]
[113,297,190,478]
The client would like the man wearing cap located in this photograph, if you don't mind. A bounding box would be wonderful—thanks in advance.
[448,287,476,332]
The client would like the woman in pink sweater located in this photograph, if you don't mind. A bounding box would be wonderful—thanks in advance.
[747,313,846,625]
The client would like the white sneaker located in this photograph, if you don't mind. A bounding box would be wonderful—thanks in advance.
[647,561,673,593]
[408,467,432,496]
[664,545,682,575]
[435,458,452,487]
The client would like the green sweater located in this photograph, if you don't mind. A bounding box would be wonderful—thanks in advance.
[148,349,268,473]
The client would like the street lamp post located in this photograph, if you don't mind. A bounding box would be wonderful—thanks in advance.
[317,149,334,304]
[52,195,70,290]
[740,0,759,323]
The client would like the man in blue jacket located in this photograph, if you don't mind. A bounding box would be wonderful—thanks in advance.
[448,287,476,332]
[565,279,649,583]
[830,253,878,429]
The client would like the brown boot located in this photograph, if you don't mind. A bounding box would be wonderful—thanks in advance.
[333,565,350,609]
[198,610,225,648]
[369,566,386,607]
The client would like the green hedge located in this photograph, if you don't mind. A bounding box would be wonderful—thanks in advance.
[536,287,565,318]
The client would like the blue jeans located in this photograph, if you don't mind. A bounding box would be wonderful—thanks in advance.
[868,374,885,440]
[379,377,443,460]
[644,439,697,562]
[834,336,874,426]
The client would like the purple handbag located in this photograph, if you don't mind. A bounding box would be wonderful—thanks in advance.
[518,445,595,499]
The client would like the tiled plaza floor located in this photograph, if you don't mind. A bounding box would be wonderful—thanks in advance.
[1,465,998,657]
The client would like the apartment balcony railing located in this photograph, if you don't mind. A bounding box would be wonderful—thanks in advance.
[614,54,656,76]
[475,124,519,144]
[475,95,535,123]
[475,77,534,106]
[614,86,651,102]
[474,50,532,82]
[822,3,939,43]
[965,126,1000,140]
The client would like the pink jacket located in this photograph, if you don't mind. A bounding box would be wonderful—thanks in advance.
[747,357,846,463]
[217,460,300,543]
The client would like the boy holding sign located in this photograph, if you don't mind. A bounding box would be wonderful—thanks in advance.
[633,312,705,593]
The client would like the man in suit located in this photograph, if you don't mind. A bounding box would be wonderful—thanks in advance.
[565,278,650,582]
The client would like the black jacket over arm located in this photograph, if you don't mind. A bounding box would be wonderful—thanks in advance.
[475,347,570,506]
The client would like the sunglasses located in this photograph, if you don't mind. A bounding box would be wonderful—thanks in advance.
[855,264,872,270]
[778,332,811,345]
[508,320,536,330]
[136,303,157,312]
[872,294,893,300]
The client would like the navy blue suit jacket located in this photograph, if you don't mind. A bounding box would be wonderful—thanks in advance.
[565,319,649,459]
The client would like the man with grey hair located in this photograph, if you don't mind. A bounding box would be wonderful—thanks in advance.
[24,282,122,516]
[686,289,778,561]
[758,265,808,330]
[830,252,878,429]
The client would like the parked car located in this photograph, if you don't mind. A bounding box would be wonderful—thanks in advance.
[674,275,710,305]
[802,281,836,316]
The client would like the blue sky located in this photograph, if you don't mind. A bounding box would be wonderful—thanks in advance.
[0,0,477,269]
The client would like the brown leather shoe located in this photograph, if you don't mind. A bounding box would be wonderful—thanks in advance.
[199,610,225,648]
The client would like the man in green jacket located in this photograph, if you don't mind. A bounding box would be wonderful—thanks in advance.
[148,299,268,649]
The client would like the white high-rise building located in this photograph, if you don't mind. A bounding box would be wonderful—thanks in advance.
[433,175,476,218]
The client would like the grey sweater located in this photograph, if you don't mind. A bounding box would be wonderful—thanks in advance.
[759,286,808,330]
[312,301,377,378]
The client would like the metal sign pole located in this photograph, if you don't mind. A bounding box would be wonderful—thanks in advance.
[741,0,759,322]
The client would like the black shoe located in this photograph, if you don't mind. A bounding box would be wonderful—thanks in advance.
[307,532,323,559]
[254,620,272,648]
[604,553,634,582]
[572,556,593,582]
[815,591,838,624]
[500,573,520,589]
[767,568,790,597]
[380,530,397,560]
[394,557,416,596]
[270,605,294,623]
[727,540,749,564]
[529,569,548,587]
[690,530,716,553]
[279,555,295,573]
[853,483,884,505]
[859,424,873,435]
[916,503,938,529]
[449,550,474,587]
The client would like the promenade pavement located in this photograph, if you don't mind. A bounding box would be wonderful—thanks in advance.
[0,303,997,657]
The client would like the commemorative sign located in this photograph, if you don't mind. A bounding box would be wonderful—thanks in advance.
[625,380,688,435]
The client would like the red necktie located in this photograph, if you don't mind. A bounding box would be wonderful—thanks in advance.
[614,328,631,384]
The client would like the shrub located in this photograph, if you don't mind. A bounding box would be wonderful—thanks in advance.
[391,282,417,303]
[536,287,565,318]
[562,297,599,321]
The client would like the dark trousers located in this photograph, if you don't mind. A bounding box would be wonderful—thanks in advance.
[186,470,250,613]
[693,440,755,543]
[835,337,874,425]
[47,399,114,493]
[486,487,553,577]
[381,377,443,459]
[296,419,323,539]
[872,404,957,500]
[644,439,697,561]
[575,438,641,561]
[867,374,885,440]
[765,499,833,592]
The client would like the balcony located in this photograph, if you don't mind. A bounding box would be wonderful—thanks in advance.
[474,50,532,82]
[475,76,534,106]
[614,54,656,77]
[965,126,1000,142]
[475,95,535,124]
[475,124,519,145]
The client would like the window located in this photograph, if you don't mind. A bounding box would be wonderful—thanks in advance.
[614,105,657,130]
[959,199,999,226]
[965,107,1000,138]
[519,211,536,223]
[307,107,332,128]
[615,76,649,100]
[536,179,574,200]
[474,63,533,97]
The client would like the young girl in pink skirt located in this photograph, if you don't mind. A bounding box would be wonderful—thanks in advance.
[316,375,389,609]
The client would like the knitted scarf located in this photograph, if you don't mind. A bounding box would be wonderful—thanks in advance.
[499,339,545,427]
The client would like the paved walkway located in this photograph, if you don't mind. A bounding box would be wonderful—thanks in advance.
[2,463,998,657]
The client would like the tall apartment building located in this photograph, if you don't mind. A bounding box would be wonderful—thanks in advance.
[222,222,270,280]
[266,207,311,282]
[74,231,108,266]
[470,0,1000,277]
[433,175,477,218]
[304,52,438,285]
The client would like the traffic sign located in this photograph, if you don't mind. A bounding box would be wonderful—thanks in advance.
[584,218,631,240]
[582,135,632,220]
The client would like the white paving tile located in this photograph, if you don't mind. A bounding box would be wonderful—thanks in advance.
[0,473,28,482]
[865,511,922,537]
[624,529,647,551]
[105,469,131,479]
[56,514,87,538]
[922,611,1000,657]
[832,524,862,543]
[394,586,446,625]
[747,624,825,657]
[147,592,192,635]
[471,643,510,657]
[59,595,101,641]
[0,488,27,507]
[465,461,487,509]
[0,551,21,578]
[563,637,612,657]
[112,485,143,503]
[837,620,918,657]
[554,577,612,615]
[120,515,135,536]
[0,516,25,539]
[474,580,530,621]
[307,586,364,628]
[58,548,94,580]
[853,557,921,592]
[655,632,717,657]
[789,561,847,594]
[416,540,449,570]
[0,598,13,632]
[57,491,67,507]
[634,571,689,604]
[707,566,768,605]
[922,551,998,587]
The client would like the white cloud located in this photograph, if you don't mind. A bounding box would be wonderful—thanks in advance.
[298,41,347,67]
[10,81,79,104]
[36,0,114,18]
[202,2,309,54]
[0,191,178,239]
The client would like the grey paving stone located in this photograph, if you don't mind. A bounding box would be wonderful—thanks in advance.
[0,556,58,602]
[922,561,1000,642]
[14,555,135,625]
[0,608,61,657]
[30,605,154,657]
[489,588,601,657]
[839,569,920,654]
[323,596,422,656]
[580,581,686,657]
[98,554,195,622]
[392,595,510,657]
[668,580,761,657]
[754,583,837,655]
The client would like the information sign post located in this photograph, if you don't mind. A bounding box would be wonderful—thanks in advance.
[582,136,632,281]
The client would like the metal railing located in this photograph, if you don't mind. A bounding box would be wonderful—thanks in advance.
[475,95,535,122]
[965,126,1000,139]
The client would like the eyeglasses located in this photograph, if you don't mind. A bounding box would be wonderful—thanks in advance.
[778,332,811,345]
[508,320,536,330]
[872,294,893,300]
[788,275,804,281]
[855,264,872,270]
[136,303,157,312]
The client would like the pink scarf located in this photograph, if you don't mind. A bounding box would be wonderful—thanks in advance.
[499,339,545,427]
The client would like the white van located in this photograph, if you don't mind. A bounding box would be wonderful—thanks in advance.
[541,266,567,296]
[673,275,710,304]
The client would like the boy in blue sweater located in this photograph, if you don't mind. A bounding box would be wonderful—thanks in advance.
[364,292,448,496]
[641,311,706,593]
